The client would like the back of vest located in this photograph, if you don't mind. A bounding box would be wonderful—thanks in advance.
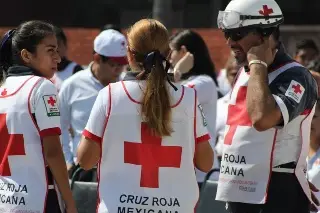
[97,81,200,213]
[0,75,48,212]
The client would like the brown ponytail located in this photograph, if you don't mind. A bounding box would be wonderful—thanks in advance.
[127,19,173,136]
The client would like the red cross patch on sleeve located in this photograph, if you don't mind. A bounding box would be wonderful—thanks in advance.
[285,80,305,103]
[42,95,60,117]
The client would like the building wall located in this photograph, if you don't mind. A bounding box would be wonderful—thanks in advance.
[0,28,231,71]
[0,26,320,71]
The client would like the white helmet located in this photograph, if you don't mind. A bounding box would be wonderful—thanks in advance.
[217,0,284,30]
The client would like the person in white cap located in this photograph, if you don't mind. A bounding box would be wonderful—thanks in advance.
[215,0,318,213]
[59,29,128,178]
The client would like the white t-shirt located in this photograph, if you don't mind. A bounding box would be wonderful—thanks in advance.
[217,69,231,96]
[59,63,104,163]
[215,93,230,157]
[180,75,220,181]
[3,76,61,137]
[51,62,78,91]
[307,148,320,213]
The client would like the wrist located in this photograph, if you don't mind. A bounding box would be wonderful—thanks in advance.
[248,60,267,68]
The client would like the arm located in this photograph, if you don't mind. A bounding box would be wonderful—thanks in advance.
[246,64,282,131]
[58,82,74,166]
[33,79,76,212]
[194,97,213,172]
[248,63,316,131]
[77,86,109,170]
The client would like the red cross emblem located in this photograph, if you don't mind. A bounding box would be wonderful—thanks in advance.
[124,123,182,188]
[224,86,252,145]
[292,84,302,94]
[259,5,274,16]
[1,89,7,96]
[47,96,56,106]
[0,113,26,176]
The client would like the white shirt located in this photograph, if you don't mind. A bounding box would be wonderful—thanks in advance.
[217,69,231,96]
[51,62,78,91]
[180,75,220,181]
[215,93,230,157]
[59,63,104,163]
[307,148,320,213]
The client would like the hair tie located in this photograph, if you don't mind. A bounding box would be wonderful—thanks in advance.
[143,50,162,71]
[0,29,15,50]
[142,50,178,91]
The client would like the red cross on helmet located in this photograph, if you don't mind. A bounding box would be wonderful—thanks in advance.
[217,0,284,30]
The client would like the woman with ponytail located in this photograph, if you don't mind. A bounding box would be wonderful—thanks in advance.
[0,21,76,213]
[77,19,213,213]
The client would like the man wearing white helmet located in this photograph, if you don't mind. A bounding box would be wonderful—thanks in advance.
[216,0,318,212]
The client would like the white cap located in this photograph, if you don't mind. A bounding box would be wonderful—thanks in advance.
[94,29,128,65]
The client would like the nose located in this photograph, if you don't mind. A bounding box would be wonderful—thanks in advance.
[54,51,61,64]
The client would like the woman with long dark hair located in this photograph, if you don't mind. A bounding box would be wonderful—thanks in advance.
[170,30,220,185]
[0,21,76,213]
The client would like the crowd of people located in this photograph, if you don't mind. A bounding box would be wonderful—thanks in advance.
[0,0,320,212]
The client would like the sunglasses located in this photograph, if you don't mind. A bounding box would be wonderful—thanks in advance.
[223,29,255,42]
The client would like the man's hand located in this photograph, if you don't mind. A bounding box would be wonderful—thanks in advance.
[247,37,277,66]
[309,181,320,212]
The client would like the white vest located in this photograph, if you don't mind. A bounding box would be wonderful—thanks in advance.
[0,76,48,212]
[97,81,199,213]
[216,62,315,204]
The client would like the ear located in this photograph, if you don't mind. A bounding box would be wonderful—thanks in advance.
[20,49,33,64]
[93,53,101,64]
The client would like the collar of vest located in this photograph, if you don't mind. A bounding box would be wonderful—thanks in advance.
[6,65,42,77]
[268,42,294,71]
[122,71,175,82]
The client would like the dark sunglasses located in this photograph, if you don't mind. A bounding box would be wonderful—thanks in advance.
[223,29,254,42]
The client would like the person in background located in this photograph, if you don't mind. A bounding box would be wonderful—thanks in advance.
[0,21,76,213]
[217,52,236,96]
[59,29,127,180]
[215,55,240,159]
[295,39,319,68]
[100,23,121,33]
[169,29,220,185]
[308,101,320,213]
[77,18,213,213]
[51,26,83,91]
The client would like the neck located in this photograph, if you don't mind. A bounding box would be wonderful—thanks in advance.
[309,141,320,157]
[91,63,110,86]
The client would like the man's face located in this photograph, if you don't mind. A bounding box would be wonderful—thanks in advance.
[224,29,262,66]
[99,58,125,83]
[295,48,318,67]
